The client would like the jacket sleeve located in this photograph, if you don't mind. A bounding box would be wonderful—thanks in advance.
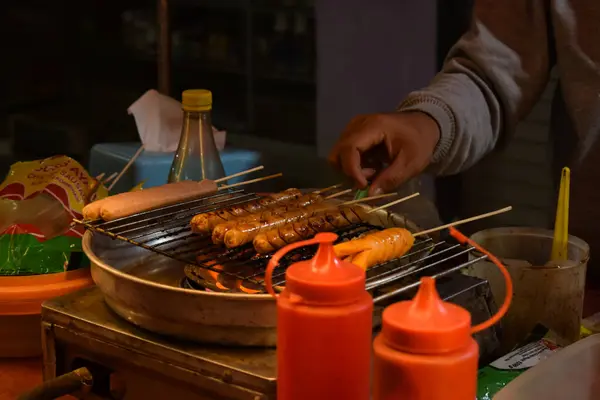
[399,0,554,175]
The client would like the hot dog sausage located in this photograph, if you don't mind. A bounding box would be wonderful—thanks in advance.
[211,195,328,244]
[190,188,302,233]
[252,205,370,253]
[83,180,218,221]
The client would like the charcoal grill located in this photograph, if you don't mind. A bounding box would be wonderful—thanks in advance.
[81,189,491,346]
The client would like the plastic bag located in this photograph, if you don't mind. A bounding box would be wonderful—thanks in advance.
[476,325,562,400]
[0,156,108,275]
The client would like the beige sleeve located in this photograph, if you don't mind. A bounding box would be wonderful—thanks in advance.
[399,0,553,175]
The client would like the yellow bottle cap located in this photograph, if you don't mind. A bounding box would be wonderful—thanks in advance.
[182,89,212,111]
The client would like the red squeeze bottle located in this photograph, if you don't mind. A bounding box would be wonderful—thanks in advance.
[265,232,373,400]
[373,227,513,400]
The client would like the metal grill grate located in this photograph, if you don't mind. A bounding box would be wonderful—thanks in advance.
[78,189,488,297]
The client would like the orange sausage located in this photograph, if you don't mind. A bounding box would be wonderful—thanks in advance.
[333,228,414,270]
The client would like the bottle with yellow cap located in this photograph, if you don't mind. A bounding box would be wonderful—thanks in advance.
[168,89,225,182]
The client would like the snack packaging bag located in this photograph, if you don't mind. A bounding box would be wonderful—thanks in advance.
[0,156,108,275]
[476,325,564,400]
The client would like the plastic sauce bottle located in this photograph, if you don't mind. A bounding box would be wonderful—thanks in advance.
[373,226,513,400]
[265,232,373,400]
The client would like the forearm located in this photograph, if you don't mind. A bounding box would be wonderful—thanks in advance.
[399,0,553,175]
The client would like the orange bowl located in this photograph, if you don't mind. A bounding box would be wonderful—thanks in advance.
[0,268,94,357]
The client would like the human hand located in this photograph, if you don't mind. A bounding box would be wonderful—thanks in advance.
[328,112,440,196]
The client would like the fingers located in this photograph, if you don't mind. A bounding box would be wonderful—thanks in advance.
[361,168,377,180]
[328,115,385,189]
[340,147,368,188]
[370,150,416,195]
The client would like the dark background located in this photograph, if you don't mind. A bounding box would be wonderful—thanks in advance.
[0,0,473,218]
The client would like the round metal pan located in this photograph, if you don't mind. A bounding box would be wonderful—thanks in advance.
[83,206,427,346]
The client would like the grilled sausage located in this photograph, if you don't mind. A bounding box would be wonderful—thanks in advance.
[333,227,414,269]
[211,194,328,244]
[83,180,218,221]
[190,188,302,233]
[253,205,370,253]
[223,202,337,248]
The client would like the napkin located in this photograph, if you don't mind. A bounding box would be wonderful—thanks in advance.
[128,89,226,152]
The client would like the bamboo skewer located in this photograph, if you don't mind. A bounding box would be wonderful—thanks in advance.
[324,188,353,199]
[102,172,118,185]
[87,173,116,203]
[214,165,265,184]
[367,193,421,213]
[108,145,145,191]
[313,183,343,194]
[218,173,283,190]
[341,192,398,206]
[413,206,513,237]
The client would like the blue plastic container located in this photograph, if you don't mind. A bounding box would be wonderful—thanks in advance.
[89,143,262,194]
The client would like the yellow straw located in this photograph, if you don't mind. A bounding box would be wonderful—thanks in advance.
[551,167,570,261]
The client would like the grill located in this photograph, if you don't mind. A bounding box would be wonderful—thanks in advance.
[78,189,488,302]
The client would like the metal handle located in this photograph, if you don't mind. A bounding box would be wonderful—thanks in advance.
[17,367,93,400]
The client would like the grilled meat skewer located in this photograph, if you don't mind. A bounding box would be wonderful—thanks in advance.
[333,228,414,270]
[252,205,370,253]
[83,180,218,221]
[211,194,328,244]
[222,201,343,248]
[190,188,302,233]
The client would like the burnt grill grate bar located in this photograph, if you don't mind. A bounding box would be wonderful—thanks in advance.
[372,254,488,304]
[365,245,474,291]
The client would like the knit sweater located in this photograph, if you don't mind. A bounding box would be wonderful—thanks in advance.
[399,0,600,175]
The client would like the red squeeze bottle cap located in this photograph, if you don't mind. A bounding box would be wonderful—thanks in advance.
[267,233,367,305]
[381,277,472,354]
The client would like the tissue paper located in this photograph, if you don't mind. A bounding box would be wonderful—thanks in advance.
[128,89,226,152]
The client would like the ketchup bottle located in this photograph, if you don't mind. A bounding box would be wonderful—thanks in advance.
[372,227,513,400]
[265,232,372,400]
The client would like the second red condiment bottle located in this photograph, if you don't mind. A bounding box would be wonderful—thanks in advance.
[373,276,479,400]
[372,227,514,400]
[265,232,372,400]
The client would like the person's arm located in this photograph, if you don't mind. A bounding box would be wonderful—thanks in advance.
[399,0,554,175]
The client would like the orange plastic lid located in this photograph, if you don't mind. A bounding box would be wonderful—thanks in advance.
[0,268,93,315]
[285,233,366,304]
[381,277,471,354]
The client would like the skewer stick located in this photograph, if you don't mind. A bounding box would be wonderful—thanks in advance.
[413,206,513,237]
[108,145,145,191]
[341,192,398,206]
[313,183,343,194]
[368,192,421,213]
[102,172,118,185]
[324,188,353,199]
[218,173,283,190]
[214,165,265,184]
[87,174,107,203]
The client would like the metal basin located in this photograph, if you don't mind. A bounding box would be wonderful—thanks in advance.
[83,207,424,346]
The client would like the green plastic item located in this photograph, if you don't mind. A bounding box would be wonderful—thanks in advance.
[0,233,88,275]
[354,186,370,200]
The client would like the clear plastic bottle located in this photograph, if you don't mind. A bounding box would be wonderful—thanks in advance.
[168,89,225,182]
